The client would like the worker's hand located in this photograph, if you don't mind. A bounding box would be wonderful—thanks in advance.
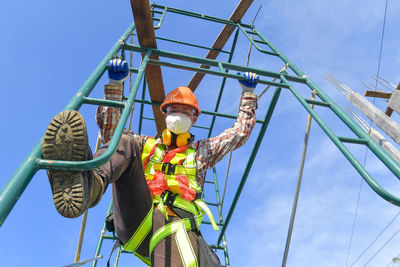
[108,58,129,84]
[238,72,259,93]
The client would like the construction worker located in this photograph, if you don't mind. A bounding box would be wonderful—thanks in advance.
[42,58,259,266]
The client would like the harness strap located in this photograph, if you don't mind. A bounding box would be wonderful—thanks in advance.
[150,218,198,267]
[152,162,196,176]
[175,221,198,267]
[123,205,154,254]
[161,191,218,231]
[133,251,151,266]
[194,199,219,231]
[163,191,199,216]
[153,195,169,220]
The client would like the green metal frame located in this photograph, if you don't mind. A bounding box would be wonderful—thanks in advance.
[2,3,400,266]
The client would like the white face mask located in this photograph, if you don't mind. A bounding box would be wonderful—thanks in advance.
[166,113,192,134]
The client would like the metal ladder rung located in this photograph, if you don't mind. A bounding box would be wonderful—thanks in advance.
[204,180,215,184]
[192,125,211,130]
[102,234,119,240]
[209,245,225,250]
[129,67,139,73]
[121,250,134,254]
[304,98,331,107]
[254,39,268,45]
[203,221,225,227]
[143,116,155,121]
[82,97,125,108]
[245,30,256,35]
[338,136,369,145]
[204,201,219,207]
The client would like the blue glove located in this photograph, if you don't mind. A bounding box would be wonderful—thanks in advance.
[108,59,129,84]
[238,72,259,93]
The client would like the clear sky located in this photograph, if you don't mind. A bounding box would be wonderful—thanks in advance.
[1,0,400,266]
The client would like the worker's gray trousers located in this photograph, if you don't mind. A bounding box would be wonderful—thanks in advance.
[94,134,199,267]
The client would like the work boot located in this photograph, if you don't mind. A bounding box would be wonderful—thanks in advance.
[42,110,104,218]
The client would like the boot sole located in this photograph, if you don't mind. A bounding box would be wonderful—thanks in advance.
[42,110,90,218]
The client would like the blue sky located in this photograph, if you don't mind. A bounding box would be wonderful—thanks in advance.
[1,0,400,266]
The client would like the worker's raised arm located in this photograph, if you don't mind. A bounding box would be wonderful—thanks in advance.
[196,72,258,170]
[95,59,129,144]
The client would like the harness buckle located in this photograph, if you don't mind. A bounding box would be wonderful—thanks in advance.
[161,162,176,175]
[164,191,176,206]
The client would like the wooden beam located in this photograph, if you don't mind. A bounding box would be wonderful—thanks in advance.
[187,0,254,91]
[385,82,400,117]
[130,0,166,135]
[363,90,392,99]
[385,107,394,117]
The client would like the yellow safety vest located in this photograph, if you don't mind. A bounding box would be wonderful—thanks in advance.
[141,137,201,201]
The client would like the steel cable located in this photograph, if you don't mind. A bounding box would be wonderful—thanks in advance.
[345,0,389,265]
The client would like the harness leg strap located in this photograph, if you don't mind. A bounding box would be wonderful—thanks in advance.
[122,205,154,265]
[150,218,198,267]
[175,220,198,267]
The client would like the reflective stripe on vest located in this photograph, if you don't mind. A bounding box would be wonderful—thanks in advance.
[142,138,201,202]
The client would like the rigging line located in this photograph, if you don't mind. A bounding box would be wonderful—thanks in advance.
[345,121,371,266]
[282,90,316,267]
[74,131,103,263]
[345,1,389,264]
[246,5,262,67]
[349,210,400,267]
[345,177,364,267]
[363,226,400,266]
[373,0,389,106]
[220,152,232,215]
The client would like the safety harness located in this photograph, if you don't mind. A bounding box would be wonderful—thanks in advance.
[122,138,218,266]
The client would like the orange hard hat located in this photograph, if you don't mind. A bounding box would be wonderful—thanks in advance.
[160,86,201,115]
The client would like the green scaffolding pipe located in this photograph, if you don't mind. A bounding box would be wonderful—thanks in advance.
[255,27,400,203]
[280,75,400,206]
[155,36,230,54]
[337,136,369,145]
[218,87,283,245]
[152,5,168,29]
[122,43,307,84]
[146,59,288,89]
[304,99,331,107]
[133,98,265,124]
[64,24,135,111]
[138,76,147,135]
[0,23,136,227]
[309,80,400,181]
[254,24,400,201]
[35,50,150,171]
[82,97,126,109]
[212,167,230,265]
[151,3,247,27]
[236,24,279,56]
